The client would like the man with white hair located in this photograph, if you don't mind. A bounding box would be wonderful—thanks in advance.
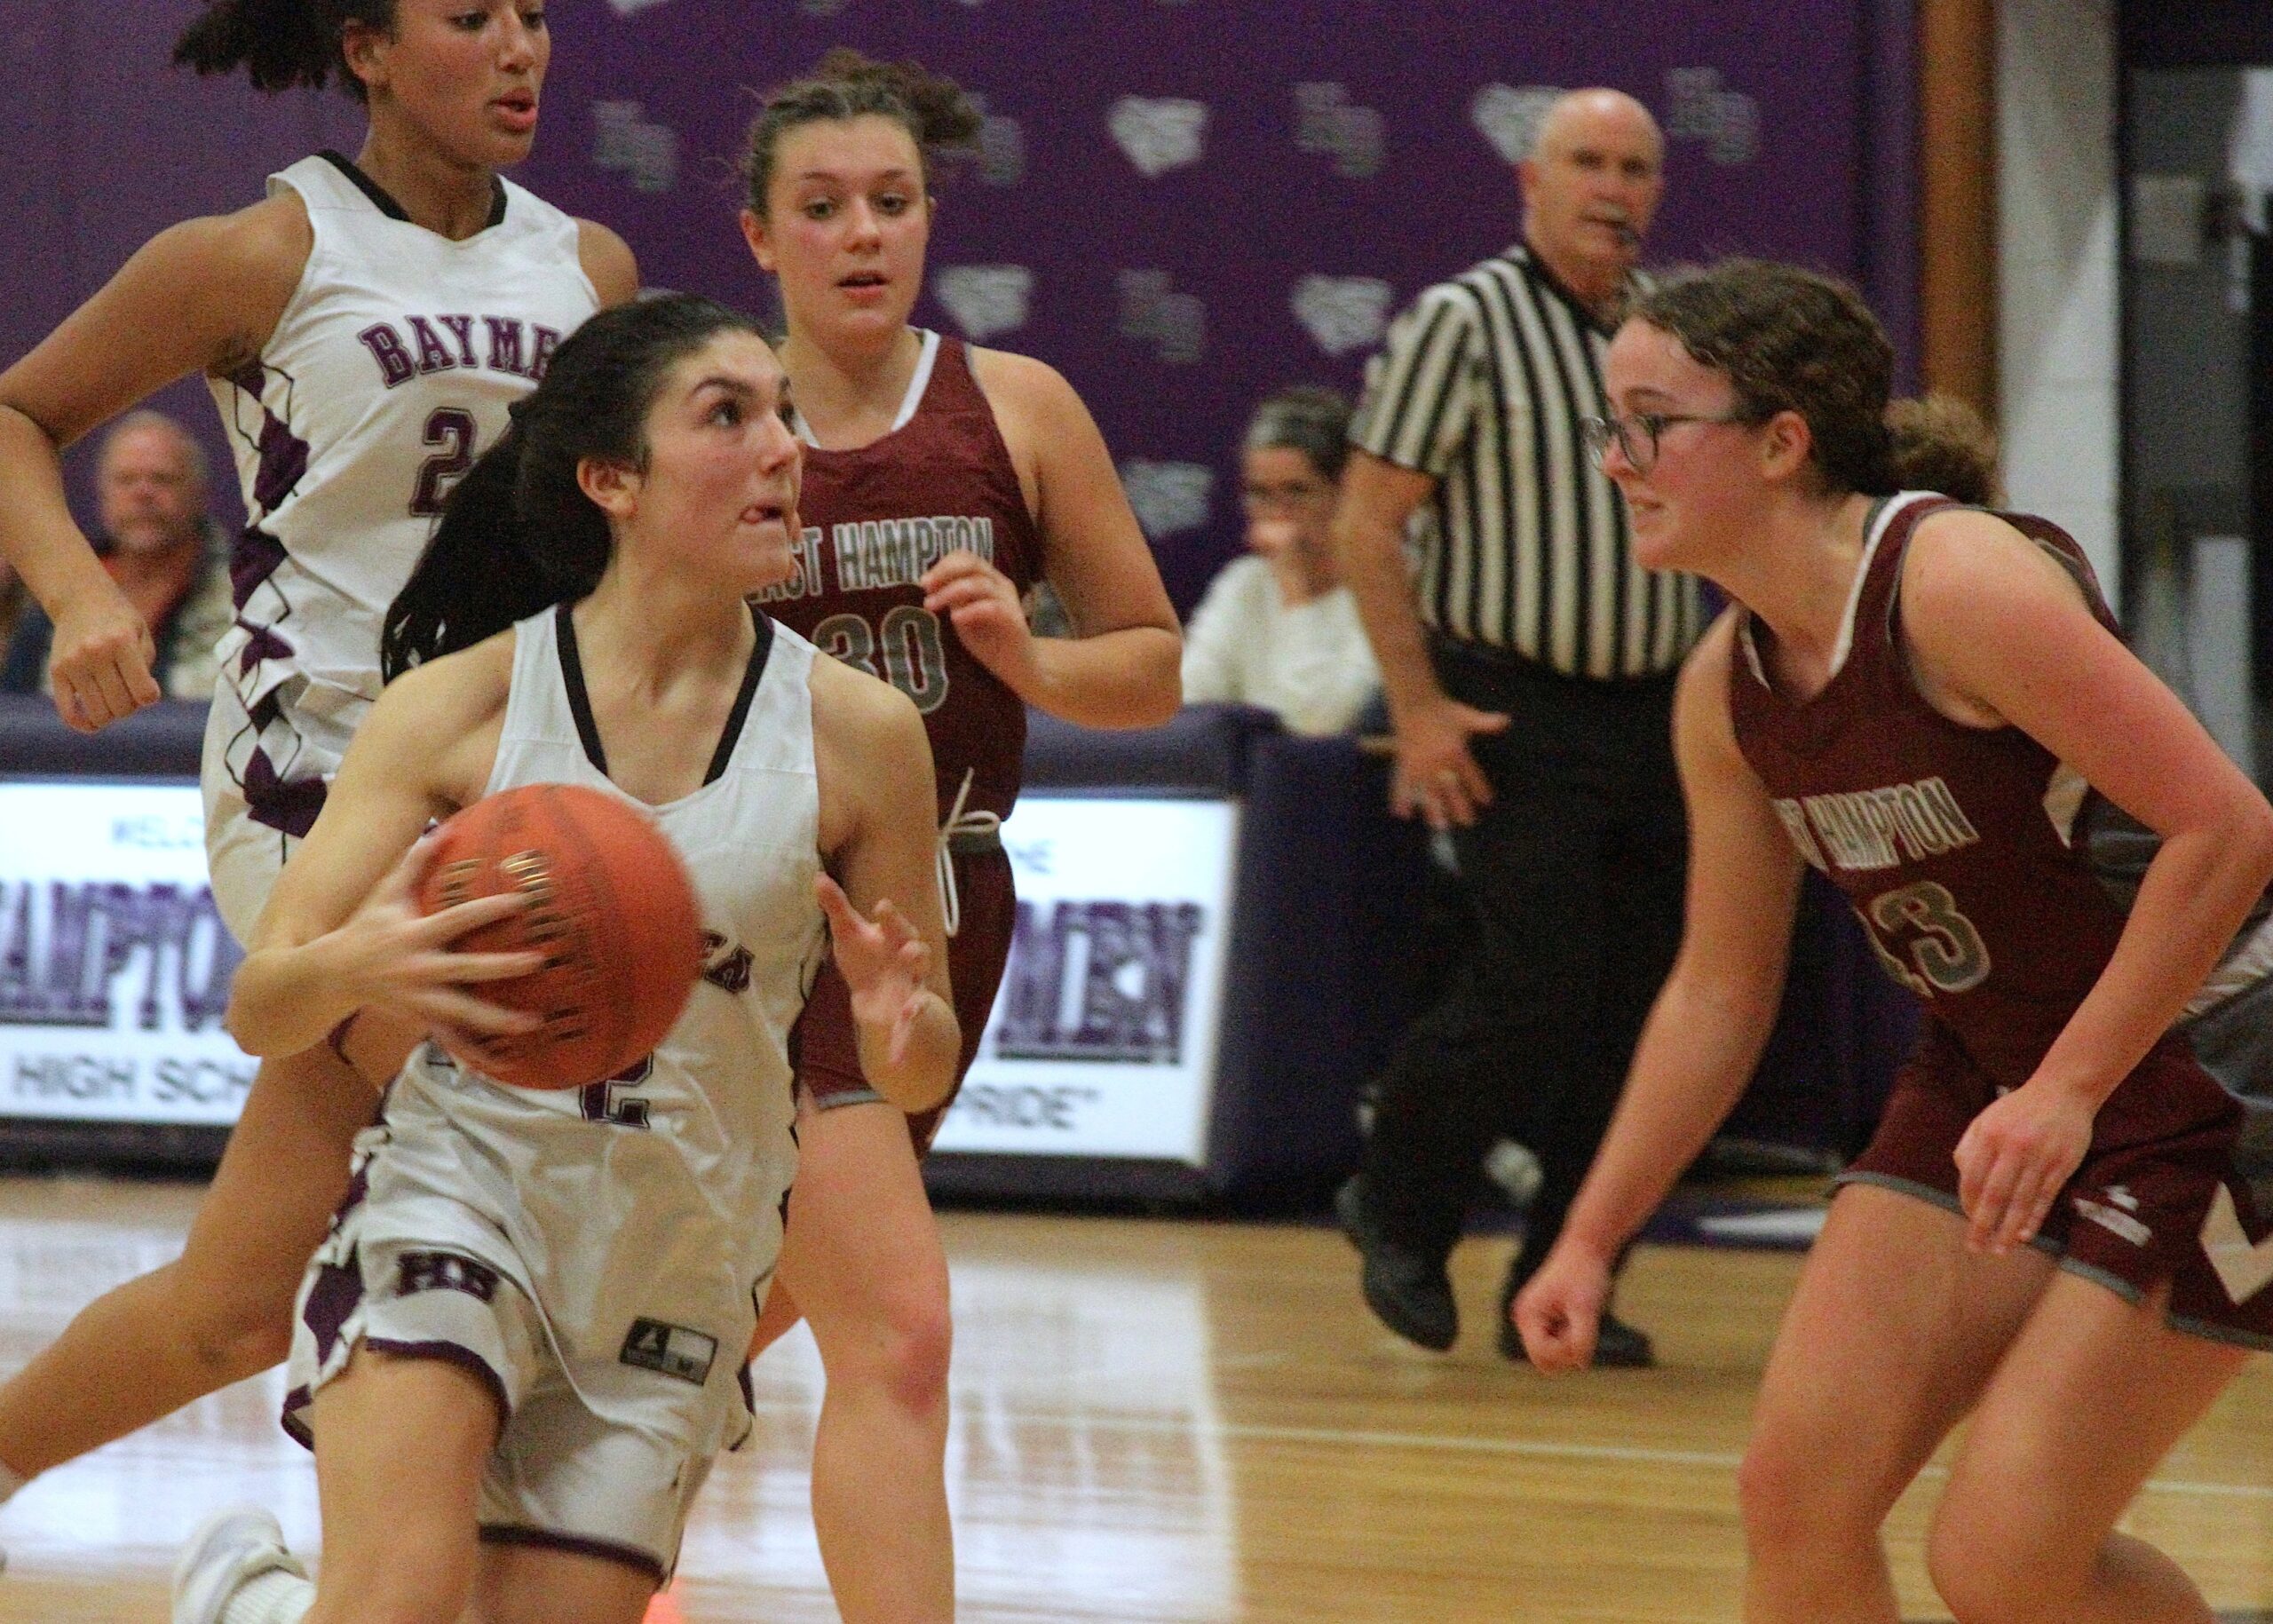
[1333,89,1699,1366]
[3,409,232,698]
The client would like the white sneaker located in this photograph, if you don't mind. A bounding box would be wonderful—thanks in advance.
[172,1507,305,1624]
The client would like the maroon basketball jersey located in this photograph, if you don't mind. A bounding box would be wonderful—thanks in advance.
[761,335,1043,821]
[1730,493,2147,1088]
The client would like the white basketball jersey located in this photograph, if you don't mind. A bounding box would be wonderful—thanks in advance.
[207,152,599,836]
[355,606,824,1430]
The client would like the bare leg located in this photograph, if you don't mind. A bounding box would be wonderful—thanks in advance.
[0,1019,416,1479]
[301,1347,495,1624]
[1926,1271,2247,1624]
[472,1540,657,1624]
[1738,1184,2056,1624]
[756,1097,954,1624]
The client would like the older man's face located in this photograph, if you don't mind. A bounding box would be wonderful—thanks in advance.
[1522,98,1665,281]
[99,426,205,557]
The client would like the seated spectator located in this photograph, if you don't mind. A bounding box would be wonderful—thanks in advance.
[1181,386,1379,734]
[2,409,234,700]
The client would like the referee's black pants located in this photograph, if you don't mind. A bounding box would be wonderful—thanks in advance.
[1359,638,1688,1293]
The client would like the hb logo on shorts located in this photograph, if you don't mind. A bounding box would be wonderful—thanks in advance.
[395,1251,501,1303]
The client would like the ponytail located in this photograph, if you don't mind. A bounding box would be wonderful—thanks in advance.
[171,0,396,99]
[379,422,606,680]
[381,294,768,682]
[1884,394,2000,507]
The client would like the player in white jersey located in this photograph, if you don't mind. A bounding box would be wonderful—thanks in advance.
[0,0,636,1517]
[173,294,957,1624]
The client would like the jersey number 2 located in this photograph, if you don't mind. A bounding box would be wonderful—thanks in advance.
[813,606,950,714]
[409,408,479,518]
[581,1055,654,1129]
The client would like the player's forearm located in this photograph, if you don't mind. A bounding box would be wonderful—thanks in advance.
[1334,511,1441,718]
[853,992,961,1113]
[1023,626,1182,728]
[226,935,365,1059]
[2038,812,2273,1109]
[0,408,113,619]
[1557,971,1782,1258]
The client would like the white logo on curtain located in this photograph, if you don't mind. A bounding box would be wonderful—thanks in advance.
[934,265,1034,340]
[973,99,1026,186]
[1470,83,1564,166]
[1119,462,1214,539]
[1666,68,1761,165]
[1108,98,1208,178]
[1291,276,1392,356]
[591,101,678,193]
[603,0,672,13]
[1294,83,1384,178]
[1118,271,1206,364]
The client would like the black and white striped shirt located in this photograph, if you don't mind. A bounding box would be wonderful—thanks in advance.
[1350,244,1703,680]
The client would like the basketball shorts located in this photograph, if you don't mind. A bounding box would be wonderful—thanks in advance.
[201,695,298,948]
[1839,1020,2273,1351]
[282,1140,746,1583]
[796,842,1015,1151]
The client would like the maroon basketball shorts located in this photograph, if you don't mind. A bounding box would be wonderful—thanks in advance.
[792,843,1015,1153]
[1839,1021,2273,1351]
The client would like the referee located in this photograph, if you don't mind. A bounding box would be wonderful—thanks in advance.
[1333,89,1700,1365]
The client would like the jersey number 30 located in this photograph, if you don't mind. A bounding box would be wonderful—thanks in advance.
[813,606,951,714]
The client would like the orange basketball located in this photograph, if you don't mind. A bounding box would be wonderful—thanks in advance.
[415,782,703,1090]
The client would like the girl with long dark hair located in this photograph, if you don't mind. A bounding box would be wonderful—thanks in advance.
[174,291,956,1624]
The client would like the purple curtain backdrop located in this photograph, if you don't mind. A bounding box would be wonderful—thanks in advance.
[2,0,1918,613]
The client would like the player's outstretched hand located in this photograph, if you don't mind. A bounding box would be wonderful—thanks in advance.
[922,549,1034,697]
[1390,693,1510,831]
[816,872,932,1066]
[1511,1241,1612,1372]
[1953,1077,2094,1256]
[326,836,547,1041]
[48,581,161,733]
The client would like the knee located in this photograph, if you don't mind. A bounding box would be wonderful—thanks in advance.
[1734,1438,1811,1558]
[1735,1431,1869,1563]
[826,1275,952,1422]
[1925,1507,2058,1624]
[874,1278,952,1419]
[1925,1518,2008,1623]
[171,1266,296,1379]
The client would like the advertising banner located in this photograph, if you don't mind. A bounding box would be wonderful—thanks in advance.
[932,796,1239,1166]
[0,783,1239,1160]
[0,782,253,1127]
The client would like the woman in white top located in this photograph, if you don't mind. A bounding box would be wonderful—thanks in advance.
[0,0,635,1513]
[172,291,957,1624]
[1181,387,1379,735]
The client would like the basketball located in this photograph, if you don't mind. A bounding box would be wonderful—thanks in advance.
[415,782,704,1090]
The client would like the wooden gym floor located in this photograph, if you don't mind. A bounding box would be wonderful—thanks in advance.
[0,1174,2263,1622]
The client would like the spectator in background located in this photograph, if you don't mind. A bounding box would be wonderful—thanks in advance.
[1181,387,1379,734]
[2,409,233,699]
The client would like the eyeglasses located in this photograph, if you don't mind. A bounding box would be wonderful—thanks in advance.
[1579,411,1754,474]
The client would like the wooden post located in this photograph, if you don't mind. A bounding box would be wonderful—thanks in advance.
[1919,0,1999,415]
